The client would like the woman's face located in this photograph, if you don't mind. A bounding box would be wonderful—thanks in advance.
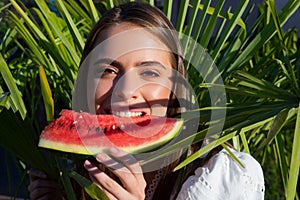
[92,23,174,117]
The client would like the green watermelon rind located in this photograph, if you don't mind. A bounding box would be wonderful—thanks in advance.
[120,119,184,154]
[38,119,184,155]
[38,139,98,155]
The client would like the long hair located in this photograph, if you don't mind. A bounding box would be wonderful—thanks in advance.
[73,2,195,199]
[74,2,190,117]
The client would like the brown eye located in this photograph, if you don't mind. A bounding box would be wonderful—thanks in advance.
[141,70,159,77]
[104,68,117,74]
[100,67,118,78]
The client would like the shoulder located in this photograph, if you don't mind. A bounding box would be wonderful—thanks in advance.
[176,148,265,200]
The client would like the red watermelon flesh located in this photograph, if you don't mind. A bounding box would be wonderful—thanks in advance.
[38,110,183,155]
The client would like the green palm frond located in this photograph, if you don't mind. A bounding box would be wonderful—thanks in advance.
[1,0,299,199]
[0,53,26,118]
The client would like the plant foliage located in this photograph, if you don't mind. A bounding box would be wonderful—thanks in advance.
[0,0,299,199]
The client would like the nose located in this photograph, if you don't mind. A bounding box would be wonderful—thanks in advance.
[112,70,140,101]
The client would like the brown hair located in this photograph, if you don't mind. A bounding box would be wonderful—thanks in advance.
[81,2,181,64]
[74,2,194,199]
[79,2,189,117]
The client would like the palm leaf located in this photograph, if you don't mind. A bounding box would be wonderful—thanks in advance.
[275,135,289,192]
[0,108,57,179]
[286,104,300,200]
[175,0,189,36]
[70,171,109,200]
[39,66,54,122]
[0,91,9,111]
[210,0,248,62]
[1,0,300,198]
[0,53,26,118]
[173,132,236,171]
[55,0,85,52]
[163,0,173,20]
[225,0,300,75]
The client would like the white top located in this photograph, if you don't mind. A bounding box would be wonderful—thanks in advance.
[176,149,265,200]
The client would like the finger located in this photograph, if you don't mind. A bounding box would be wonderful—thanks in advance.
[89,175,118,200]
[29,187,59,200]
[30,190,62,200]
[109,147,143,174]
[39,196,52,200]
[95,150,146,194]
[29,168,47,181]
[28,179,60,192]
[95,152,129,173]
[84,159,130,200]
[108,148,146,189]
[39,195,60,200]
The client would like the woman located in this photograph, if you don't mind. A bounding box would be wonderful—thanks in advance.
[29,2,265,199]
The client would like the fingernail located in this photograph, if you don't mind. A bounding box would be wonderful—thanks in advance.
[84,160,93,168]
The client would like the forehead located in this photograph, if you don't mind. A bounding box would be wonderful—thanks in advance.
[92,23,171,59]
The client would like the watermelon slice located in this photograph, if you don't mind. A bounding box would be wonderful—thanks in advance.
[38,110,183,155]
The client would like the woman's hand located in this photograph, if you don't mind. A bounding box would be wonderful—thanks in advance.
[84,147,146,200]
[28,168,62,200]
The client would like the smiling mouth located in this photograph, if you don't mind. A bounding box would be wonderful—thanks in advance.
[111,111,146,117]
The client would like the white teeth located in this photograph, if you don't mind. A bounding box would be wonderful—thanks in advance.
[112,111,143,117]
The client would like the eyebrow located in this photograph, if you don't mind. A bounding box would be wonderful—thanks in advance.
[94,58,122,68]
[95,58,167,70]
[138,61,167,70]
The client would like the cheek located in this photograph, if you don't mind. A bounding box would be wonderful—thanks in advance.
[142,85,171,106]
[143,85,171,117]
[95,79,113,104]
